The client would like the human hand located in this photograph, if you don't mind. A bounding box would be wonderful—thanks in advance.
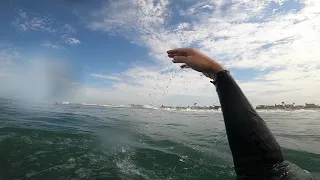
[167,48,225,74]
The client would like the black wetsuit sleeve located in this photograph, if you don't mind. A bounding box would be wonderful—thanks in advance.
[214,70,285,178]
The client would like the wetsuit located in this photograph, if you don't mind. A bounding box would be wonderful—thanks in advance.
[213,70,315,180]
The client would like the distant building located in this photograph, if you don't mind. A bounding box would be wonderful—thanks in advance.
[305,103,319,109]
[284,103,295,109]
[159,102,319,111]
[275,103,285,109]
[295,105,304,109]
[266,105,276,109]
[255,102,320,110]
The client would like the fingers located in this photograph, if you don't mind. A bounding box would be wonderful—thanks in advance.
[167,48,193,56]
[167,54,176,58]
[180,64,189,68]
[172,56,188,63]
[167,49,178,54]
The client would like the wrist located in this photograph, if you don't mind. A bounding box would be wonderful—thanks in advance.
[209,61,225,73]
[203,62,226,81]
[202,69,217,80]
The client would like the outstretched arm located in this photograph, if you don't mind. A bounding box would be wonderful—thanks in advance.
[167,48,285,178]
[214,70,284,177]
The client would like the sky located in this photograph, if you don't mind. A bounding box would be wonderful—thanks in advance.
[0,0,319,106]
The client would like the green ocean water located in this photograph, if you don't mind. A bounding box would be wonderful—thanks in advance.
[0,98,320,180]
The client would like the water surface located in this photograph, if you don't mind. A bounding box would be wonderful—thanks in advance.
[0,99,319,179]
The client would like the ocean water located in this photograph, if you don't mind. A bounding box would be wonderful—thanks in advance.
[0,99,320,180]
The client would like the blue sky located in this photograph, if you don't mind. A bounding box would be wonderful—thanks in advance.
[0,0,319,106]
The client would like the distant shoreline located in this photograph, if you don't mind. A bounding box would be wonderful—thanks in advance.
[54,102,320,111]
[256,103,320,110]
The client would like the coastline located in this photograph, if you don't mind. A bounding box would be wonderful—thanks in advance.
[54,102,320,112]
[256,103,320,110]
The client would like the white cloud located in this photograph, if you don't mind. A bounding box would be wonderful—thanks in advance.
[81,0,320,105]
[73,65,218,106]
[14,10,55,33]
[61,24,76,34]
[41,42,61,49]
[13,9,80,47]
[74,68,217,106]
[90,73,122,81]
[87,0,174,64]
[18,9,28,19]
[65,37,81,45]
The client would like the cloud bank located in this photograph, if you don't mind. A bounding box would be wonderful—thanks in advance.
[77,0,320,106]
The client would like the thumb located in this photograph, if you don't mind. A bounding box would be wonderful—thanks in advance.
[172,56,188,63]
